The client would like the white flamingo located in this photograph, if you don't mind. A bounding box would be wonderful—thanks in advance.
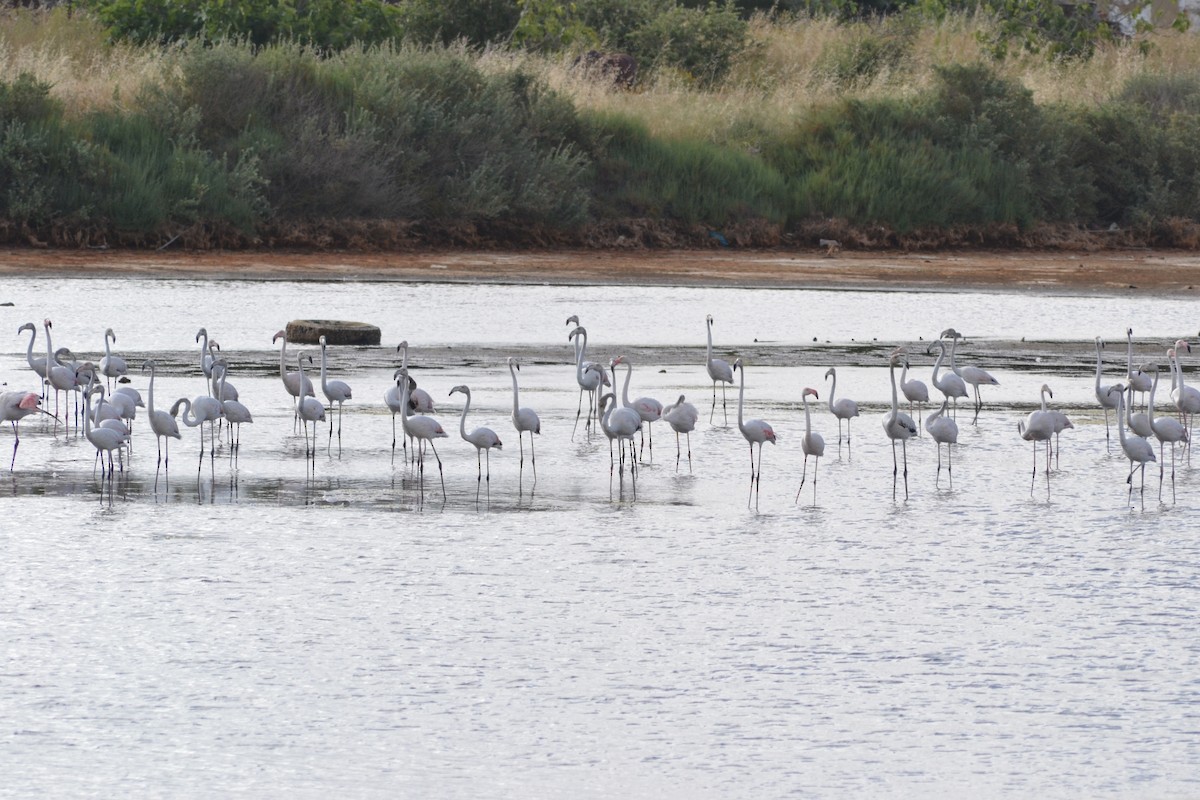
[507,357,541,480]
[1126,328,1152,410]
[99,328,127,389]
[614,355,662,460]
[1111,384,1156,508]
[196,327,216,378]
[925,397,958,487]
[273,329,315,430]
[449,384,502,493]
[733,357,776,510]
[661,394,699,469]
[82,378,128,480]
[1094,337,1120,449]
[294,353,326,464]
[17,322,48,386]
[824,367,859,450]
[599,390,641,477]
[384,368,414,465]
[213,359,253,457]
[398,367,447,497]
[567,324,604,439]
[0,390,45,471]
[795,387,825,506]
[142,359,182,487]
[926,340,968,419]
[941,328,998,422]
[883,351,918,500]
[705,315,734,424]
[900,356,929,428]
[1147,362,1187,502]
[318,335,352,451]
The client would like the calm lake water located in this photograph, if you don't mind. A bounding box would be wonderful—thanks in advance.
[2,275,1199,797]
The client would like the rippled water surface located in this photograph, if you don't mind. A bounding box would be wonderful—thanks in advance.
[3,276,1199,798]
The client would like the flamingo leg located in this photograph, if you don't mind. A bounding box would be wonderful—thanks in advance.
[948,442,954,488]
[686,431,692,469]
[892,439,899,501]
[812,457,818,506]
[530,434,536,480]
[710,381,717,424]
[572,388,585,441]
[901,439,909,500]
[9,421,19,471]
[428,441,445,498]
[936,442,942,486]
[675,430,681,470]
[796,454,808,503]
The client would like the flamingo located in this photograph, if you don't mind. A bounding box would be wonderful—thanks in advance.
[924,397,958,487]
[196,327,216,378]
[1169,340,1200,447]
[82,378,128,480]
[823,367,859,450]
[1094,337,1120,448]
[273,329,315,430]
[705,315,734,424]
[1126,328,1152,410]
[1016,385,1056,496]
[398,367,447,497]
[733,357,776,510]
[43,320,83,433]
[17,322,48,387]
[567,324,604,439]
[384,369,416,465]
[900,356,929,427]
[598,390,641,477]
[318,335,352,451]
[178,364,225,472]
[507,357,541,480]
[883,350,918,500]
[795,387,825,505]
[213,359,253,457]
[1110,384,1156,508]
[614,355,662,460]
[926,340,968,419]
[398,341,435,412]
[449,384,502,493]
[0,390,45,471]
[1146,362,1187,502]
[941,328,998,422]
[205,342,238,401]
[294,353,326,464]
[661,394,699,469]
[99,328,127,389]
[142,359,182,488]
[1040,386,1074,468]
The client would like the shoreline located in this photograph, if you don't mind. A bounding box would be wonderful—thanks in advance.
[1,247,1198,294]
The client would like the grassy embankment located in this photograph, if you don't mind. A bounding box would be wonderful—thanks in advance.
[1,8,1199,250]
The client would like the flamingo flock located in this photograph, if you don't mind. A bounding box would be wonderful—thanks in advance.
[4,317,1195,511]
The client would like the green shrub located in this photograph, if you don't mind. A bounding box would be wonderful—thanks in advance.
[630,1,749,86]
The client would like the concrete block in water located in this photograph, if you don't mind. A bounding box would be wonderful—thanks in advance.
[286,319,381,346]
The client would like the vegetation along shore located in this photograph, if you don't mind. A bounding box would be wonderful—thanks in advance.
[1,1,1199,252]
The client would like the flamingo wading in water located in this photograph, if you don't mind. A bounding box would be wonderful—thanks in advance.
[733,357,776,510]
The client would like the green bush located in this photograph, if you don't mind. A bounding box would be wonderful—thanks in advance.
[630,1,749,86]
[590,112,788,224]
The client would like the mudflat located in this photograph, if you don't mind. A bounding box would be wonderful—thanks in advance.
[1,248,1198,293]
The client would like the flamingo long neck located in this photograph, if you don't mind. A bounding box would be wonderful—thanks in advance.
[179,398,198,427]
[278,337,288,379]
[43,322,54,371]
[398,371,415,436]
[320,343,330,393]
[621,361,633,407]
[199,330,210,374]
[1127,332,1135,378]
[1126,384,1137,426]
[1040,387,1050,412]
[457,391,470,440]
[297,356,308,408]
[219,366,229,403]
[736,364,746,432]
[1115,393,1130,444]
[889,361,900,415]
[900,359,910,386]
[210,366,221,399]
[947,336,960,374]
[147,365,157,415]
[509,362,521,416]
[22,326,36,369]
[930,344,945,384]
[1176,349,1189,394]
[575,328,588,370]
[1148,369,1159,424]
[929,399,947,424]
[599,395,614,437]
[803,394,813,437]
[1094,339,1104,392]
[104,331,114,360]
[828,370,839,411]
[706,320,715,365]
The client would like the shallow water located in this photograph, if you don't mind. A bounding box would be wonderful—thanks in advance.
[3,276,1200,798]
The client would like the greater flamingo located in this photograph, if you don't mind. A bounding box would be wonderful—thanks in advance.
[567,324,604,439]
[449,384,502,494]
[823,367,859,450]
[598,390,641,477]
[318,335,352,451]
[1111,384,1156,508]
[294,353,326,464]
[1169,340,1200,448]
[1094,337,1119,448]
[142,359,182,488]
[883,350,918,500]
[177,376,224,473]
[0,390,45,470]
[273,329,315,430]
[900,356,929,427]
[384,369,416,464]
[17,322,48,386]
[196,327,216,378]
[398,367,447,497]
[82,376,128,479]
[795,387,825,505]
[507,357,541,479]
[214,359,253,457]
[941,328,998,422]
[99,328,127,389]
[661,394,699,469]
[614,355,662,460]
[734,357,776,510]
[43,320,82,431]
[926,340,968,419]
[1126,328,1152,410]
[705,315,734,424]
[924,397,958,487]
[1146,362,1187,502]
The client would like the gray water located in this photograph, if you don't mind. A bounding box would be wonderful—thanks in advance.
[2,276,1199,798]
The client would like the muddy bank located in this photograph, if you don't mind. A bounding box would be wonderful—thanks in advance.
[1,246,1199,295]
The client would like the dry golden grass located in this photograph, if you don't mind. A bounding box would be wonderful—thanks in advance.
[0,8,167,116]
[5,5,1199,131]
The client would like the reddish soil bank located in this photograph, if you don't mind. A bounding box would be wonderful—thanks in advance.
[0,248,1198,294]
